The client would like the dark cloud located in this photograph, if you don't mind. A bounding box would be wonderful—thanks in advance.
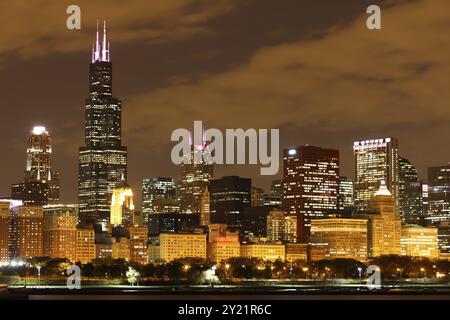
[0,0,448,208]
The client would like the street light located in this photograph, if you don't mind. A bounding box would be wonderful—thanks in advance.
[36,266,41,288]
[302,267,309,279]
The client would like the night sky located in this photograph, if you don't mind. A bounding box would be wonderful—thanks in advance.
[0,0,449,207]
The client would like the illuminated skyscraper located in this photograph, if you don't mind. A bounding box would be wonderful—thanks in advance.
[78,22,127,230]
[178,134,214,214]
[398,156,425,223]
[11,126,60,205]
[110,181,135,227]
[427,164,450,225]
[282,145,339,242]
[339,176,354,213]
[354,138,399,211]
[142,177,176,221]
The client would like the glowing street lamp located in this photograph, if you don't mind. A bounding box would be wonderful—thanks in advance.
[357,267,362,281]
[37,266,41,287]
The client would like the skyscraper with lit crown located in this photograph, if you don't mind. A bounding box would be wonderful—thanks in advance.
[78,22,127,230]
[353,138,399,211]
[11,126,60,205]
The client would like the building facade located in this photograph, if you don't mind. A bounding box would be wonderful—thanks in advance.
[157,233,207,262]
[401,225,439,259]
[209,176,252,228]
[199,186,211,226]
[43,205,78,261]
[0,202,10,261]
[240,243,285,262]
[207,224,240,263]
[353,138,399,211]
[427,164,450,225]
[339,176,354,213]
[367,181,402,257]
[129,226,148,264]
[178,142,214,214]
[142,177,176,222]
[9,205,43,260]
[283,145,339,242]
[75,227,96,264]
[310,218,368,261]
[266,210,297,243]
[110,181,135,227]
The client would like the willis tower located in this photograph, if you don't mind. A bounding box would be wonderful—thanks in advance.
[78,22,127,231]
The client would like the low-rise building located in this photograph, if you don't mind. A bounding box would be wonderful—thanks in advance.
[310,218,368,262]
[240,243,285,262]
[285,243,308,262]
[401,224,439,259]
[156,233,207,262]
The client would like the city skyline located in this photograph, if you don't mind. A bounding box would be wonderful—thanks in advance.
[0,0,450,207]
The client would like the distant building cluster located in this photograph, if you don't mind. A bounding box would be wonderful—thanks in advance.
[1,23,449,268]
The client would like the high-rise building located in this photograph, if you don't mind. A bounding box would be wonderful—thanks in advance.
[12,126,60,205]
[401,225,439,259]
[266,210,283,241]
[400,181,428,225]
[266,210,297,243]
[129,226,148,264]
[270,180,283,197]
[251,186,265,207]
[110,181,135,227]
[199,186,210,226]
[178,139,214,214]
[147,213,199,236]
[0,202,10,261]
[209,176,252,228]
[310,218,368,262]
[264,180,282,208]
[142,177,176,222]
[427,164,450,225]
[398,157,423,223]
[282,145,339,242]
[9,204,43,260]
[78,22,127,231]
[241,207,272,240]
[353,138,399,211]
[366,181,402,257]
[339,176,354,213]
[437,222,450,254]
[43,205,78,261]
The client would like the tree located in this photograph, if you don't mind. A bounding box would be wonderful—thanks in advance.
[126,267,140,286]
